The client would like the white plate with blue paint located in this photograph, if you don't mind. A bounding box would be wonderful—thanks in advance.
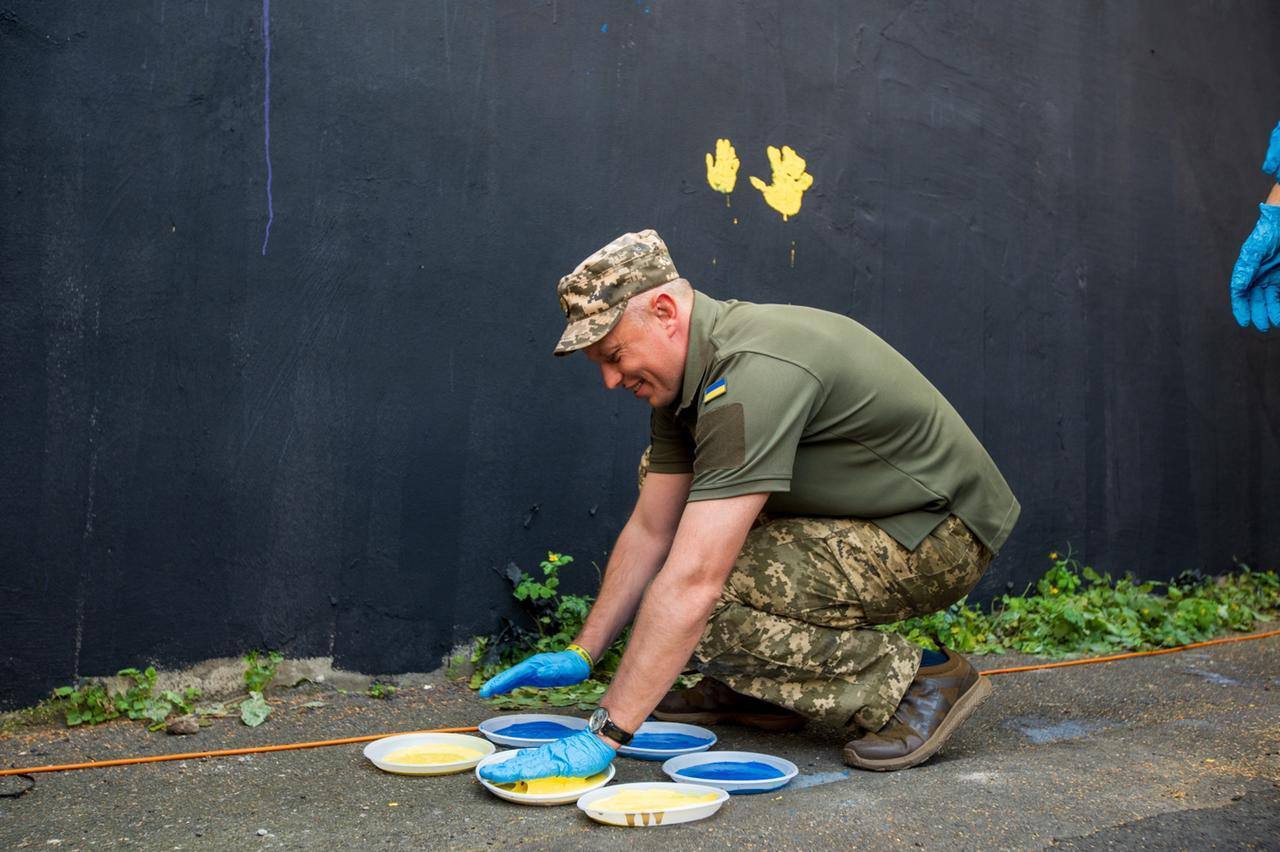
[661,750,798,794]
[617,721,716,761]
[478,713,587,748]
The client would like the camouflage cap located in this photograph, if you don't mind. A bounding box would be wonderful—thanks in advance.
[553,229,680,356]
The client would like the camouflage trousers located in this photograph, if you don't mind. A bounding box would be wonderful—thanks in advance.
[638,448,992,732]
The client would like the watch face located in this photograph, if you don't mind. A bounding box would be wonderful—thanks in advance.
[588,707,607,732]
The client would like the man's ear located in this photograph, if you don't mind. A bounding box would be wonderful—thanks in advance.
[651,291,679,331]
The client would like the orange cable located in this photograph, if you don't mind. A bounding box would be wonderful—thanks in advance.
[979,627,1280,676]
[0,725,478,777]
[3,627,1277,778]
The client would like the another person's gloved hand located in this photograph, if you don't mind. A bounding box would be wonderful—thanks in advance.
[1229,204,1280,331]
[1263,121,1280,179]
[477,647,590,698]
[478,729,616,783]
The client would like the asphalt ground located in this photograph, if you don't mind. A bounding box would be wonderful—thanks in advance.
[2,632,1278,851]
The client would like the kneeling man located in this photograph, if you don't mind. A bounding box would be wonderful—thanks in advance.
[478,230,1020,785]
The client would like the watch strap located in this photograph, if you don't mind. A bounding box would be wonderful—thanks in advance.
[600,717,633,746]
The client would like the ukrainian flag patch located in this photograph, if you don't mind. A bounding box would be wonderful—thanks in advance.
[703,378,728,403]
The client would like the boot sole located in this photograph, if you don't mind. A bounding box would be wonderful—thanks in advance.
[842,674,993,772]
[650,709,807,733]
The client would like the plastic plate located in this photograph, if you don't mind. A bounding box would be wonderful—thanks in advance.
[576,781,729,827]
[474,748,616,806]
[617,721,716,761]
[478,713,587,748]
[363,732,495,776]
[661,750,799,794]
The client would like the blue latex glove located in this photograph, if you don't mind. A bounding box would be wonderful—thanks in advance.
[478,729,616,784]
[1229,204,1280,331]
[1263,121,1280,179]
[477,650,589,698]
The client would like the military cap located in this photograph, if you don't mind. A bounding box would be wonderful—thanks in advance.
[553,229,680,355]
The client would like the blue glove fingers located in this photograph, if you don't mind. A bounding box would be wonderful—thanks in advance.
[1264,121,1280,178]
[1267,280,1280,328]
[477,650,590,698]
[479,730,616,783]
[477,663,530,698]
[1251,284,1271,331]
[1230,205,1280,328]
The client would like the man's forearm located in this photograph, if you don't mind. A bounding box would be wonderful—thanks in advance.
[1268,182,1280,206]
[597,566,724,733]
[572,519,672,660]
[597,493,768,734]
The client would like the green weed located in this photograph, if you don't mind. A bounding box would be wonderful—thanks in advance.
[368,681,398,700]
[885,552,1280,657]
[468,551,628,710]
[243,650,284,694]
[50,666,200,730]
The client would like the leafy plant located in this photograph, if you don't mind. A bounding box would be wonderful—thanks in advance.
[52,666,200,729]
[240,691,271,727]
[467,551,628,710]
[368,681,397,699]
[243,650,284,694]
[885,552,1280,658]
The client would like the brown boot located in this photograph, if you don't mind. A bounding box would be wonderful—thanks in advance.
[842,647,992,771]
[653,677,807,732]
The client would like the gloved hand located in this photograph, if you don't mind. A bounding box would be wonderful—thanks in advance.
[1229,204,1280,331]
[478,729,616,784]
[477,649,590,698]
[1263,121,1280,179]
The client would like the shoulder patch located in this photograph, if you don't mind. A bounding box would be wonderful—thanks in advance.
[694,403,746,473]
[703,377,728,403]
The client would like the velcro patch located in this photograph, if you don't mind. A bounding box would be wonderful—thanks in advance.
[694,403,746,472]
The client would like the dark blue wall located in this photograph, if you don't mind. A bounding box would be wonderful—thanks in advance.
[2,1,1278,708]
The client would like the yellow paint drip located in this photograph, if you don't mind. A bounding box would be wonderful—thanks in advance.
[383,744,485,765]
[590,789,719,812]
[496,772,607,795]
[749,145,814,221]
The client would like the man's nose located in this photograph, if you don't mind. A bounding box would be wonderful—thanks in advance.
[600,363,623,389]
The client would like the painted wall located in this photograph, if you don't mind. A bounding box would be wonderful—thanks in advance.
[2,1,1278,708]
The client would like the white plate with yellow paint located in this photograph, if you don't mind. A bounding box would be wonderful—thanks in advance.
[363,732,495,776]
[474,748,616,806]
[576,781,729,827]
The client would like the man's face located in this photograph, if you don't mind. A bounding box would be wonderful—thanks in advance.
[583,307,684,408]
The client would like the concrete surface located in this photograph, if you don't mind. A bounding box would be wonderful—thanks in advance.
[2,633,1278,851]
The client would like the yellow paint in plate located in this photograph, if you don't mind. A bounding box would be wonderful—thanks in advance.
[383,745,486,765]
[590,789,720,811]
[496,773,608,795]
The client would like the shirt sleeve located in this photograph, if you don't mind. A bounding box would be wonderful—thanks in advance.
[687,353,824,501]
[646,405,695,473]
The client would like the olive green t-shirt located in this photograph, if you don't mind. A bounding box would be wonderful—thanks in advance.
[648,292,1021,554]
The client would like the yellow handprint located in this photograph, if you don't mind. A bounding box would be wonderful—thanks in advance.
[705,138,740,199]
[749,145,814,221]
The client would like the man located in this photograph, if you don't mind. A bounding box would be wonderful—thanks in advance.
[1230,120,1280,331]
[478,231,1020,785]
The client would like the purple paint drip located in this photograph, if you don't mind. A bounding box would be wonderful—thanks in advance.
[260,0,274,255]
[496,721,579,739]
[678,761,784,781]
[627,732,711,751]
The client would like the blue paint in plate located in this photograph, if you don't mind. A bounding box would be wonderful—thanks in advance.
[628,732,713,751]
[676,760,785,781]
[494,721,579,739]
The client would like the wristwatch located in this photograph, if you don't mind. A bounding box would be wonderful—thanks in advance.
[587,707,634,746]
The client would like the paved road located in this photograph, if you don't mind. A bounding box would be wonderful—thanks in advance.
[2,634,1278,850]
